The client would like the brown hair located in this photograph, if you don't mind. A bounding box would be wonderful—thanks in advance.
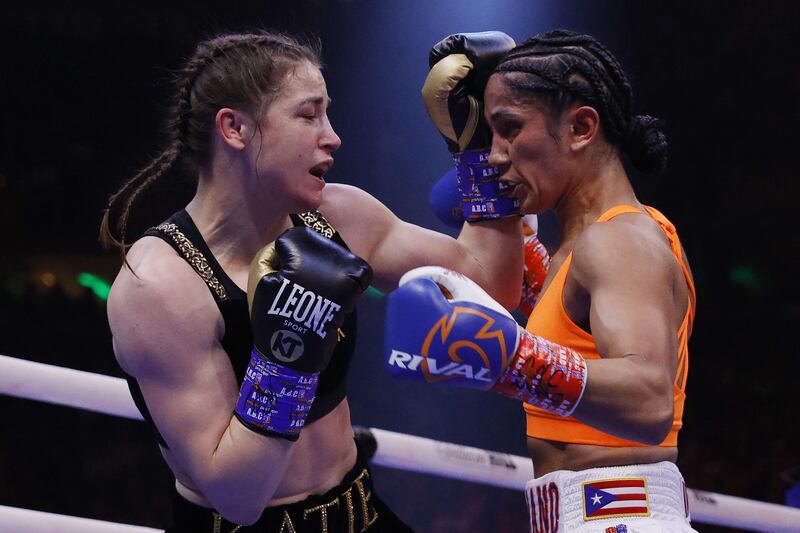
[99,32,321,259]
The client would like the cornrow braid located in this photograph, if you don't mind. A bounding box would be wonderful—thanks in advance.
[100,32,321,264]
[495,29,667,173]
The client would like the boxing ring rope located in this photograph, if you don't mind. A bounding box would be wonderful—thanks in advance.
[2,354,799,533]
[0,505,161,533]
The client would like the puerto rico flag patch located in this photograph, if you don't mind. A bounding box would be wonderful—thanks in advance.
[582,478,649,520]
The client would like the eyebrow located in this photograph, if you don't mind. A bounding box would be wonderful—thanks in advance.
[488,109,517,122]
[298,96,332,107]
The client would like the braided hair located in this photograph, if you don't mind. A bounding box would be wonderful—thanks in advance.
[495,29,667,173]
[100,32,321,258]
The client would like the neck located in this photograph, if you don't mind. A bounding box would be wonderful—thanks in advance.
[186,161,289,268]
[554,155,639,245]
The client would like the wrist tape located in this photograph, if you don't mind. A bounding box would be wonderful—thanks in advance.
[519,235,550,316]
[455,149,520,221]
[493,331,588,417]
[234,349,319,441]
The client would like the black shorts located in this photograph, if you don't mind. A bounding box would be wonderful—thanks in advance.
[166,442,414,532]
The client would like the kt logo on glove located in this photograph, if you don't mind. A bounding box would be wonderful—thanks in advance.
[270,330,304,363]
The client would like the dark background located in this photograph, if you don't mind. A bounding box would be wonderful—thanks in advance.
[1,1,798,531]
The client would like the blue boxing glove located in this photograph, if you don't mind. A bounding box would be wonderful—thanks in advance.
[385,267,518,389]
[428,167,463,229]
[422,32,519,222]
[385,267,588,417]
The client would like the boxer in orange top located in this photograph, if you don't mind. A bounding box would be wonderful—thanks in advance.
[386,29,697,532]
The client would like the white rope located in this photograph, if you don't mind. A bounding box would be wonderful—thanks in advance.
[2,353,800,532]
[368,427,532,491]
[0,354,142,420]
[685,490,800,533]
[0,505,160,533]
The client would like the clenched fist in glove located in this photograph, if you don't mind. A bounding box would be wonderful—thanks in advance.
[235,227,372,440]
[422,31,519,222]
[385,266,586,417]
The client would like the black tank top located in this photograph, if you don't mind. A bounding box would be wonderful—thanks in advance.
[123,209,357,448]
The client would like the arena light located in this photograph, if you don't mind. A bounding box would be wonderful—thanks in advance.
[728,265,764,293]
[76,272,111,301]
[366,285,385,298]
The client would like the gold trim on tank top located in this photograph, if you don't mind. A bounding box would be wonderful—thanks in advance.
[296,211,335,239]
[157,222,228,300]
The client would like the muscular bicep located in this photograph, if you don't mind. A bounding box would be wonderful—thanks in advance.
[568,220,683,442]
[372,219,472,291]
[321,184,466,287]
[585,243,678,376]
[108,255,239,482]
[108,240,294,523]
[321,183,522,306]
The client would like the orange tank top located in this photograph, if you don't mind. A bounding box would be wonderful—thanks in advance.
[523,205,696,447]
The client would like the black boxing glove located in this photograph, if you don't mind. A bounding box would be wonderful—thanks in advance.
[422,31,519,222]
[234,227,372,440]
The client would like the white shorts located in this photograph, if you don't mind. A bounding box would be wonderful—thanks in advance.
[525,461,698,533]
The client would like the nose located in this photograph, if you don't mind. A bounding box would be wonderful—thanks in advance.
[321,116,342,152]
[487,136,509,168]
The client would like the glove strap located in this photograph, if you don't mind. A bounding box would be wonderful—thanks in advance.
[234,349,319,441]
[455,149,520,221]
[493,331,588,417]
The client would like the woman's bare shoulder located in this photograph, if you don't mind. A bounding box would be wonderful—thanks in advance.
[107,236,223,377]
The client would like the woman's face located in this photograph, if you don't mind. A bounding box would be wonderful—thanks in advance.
[483,73,572,215]
[250,60,341,213]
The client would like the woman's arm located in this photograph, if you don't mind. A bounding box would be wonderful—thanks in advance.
[321,183,522,309]
[568,218,684,444]
[108,239,293,525]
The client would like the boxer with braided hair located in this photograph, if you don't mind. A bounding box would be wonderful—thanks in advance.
[495,29,668,174]
[100,34,317,254]
[385,30,697,531]
[103,31,522,532]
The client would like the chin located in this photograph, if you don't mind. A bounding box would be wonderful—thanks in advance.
[520,196,545,216]
[292,189,323,213]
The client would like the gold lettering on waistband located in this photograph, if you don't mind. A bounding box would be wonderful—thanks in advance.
[353,468,379,530]
[211,512,242,533]
[279,510,298,533]
[304,498,340,533]
[342,487,356,533]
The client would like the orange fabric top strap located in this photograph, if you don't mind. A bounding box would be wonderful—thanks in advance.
[596,204,643,222]
[642,206,697,324]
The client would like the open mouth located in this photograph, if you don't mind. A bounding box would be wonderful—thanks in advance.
[499,180,519,197]
[309,161,332,180]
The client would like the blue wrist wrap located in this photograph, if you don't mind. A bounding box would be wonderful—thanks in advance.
[234,349,319,441]
[455,149,520,221]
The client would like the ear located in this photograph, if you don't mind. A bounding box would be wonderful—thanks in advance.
[215,108,253,151]
[567,105,600,152]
